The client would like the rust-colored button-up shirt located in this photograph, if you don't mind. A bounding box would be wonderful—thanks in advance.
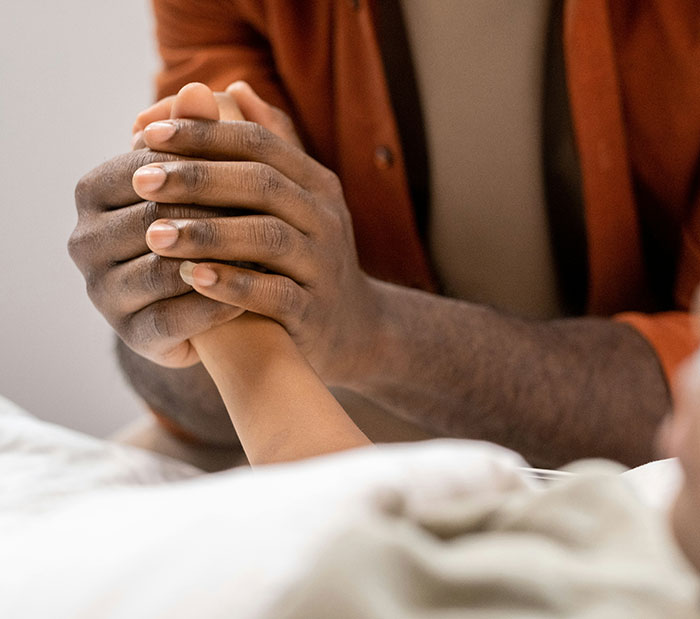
[152,0,700,387]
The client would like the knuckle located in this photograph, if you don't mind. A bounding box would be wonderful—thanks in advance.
[226,269,254,300]
[112,313,134,342]
[84,267,106,304]
[186,218,219,249]
[324,206,347,238]
[324,169,343,198]
[260,167,283,197]
[273,279,299,319]
[67,225,102,267]
[73,173,93,210]
[242,122,274,157]
[141,254,168,295]
[75,151,164,211]
[147,303,177,341]
[66,229,84,263]
[139,255,183,297]
[258,218,290,256]
[141,201,160,235]
[178,163,210,194]
[186,119,215,148]
[132,149,160,172]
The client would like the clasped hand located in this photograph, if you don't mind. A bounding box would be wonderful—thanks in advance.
[69,82,379,384]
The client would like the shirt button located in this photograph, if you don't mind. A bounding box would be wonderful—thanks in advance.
[373,145,394,170]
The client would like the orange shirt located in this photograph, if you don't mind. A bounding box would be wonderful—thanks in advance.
[152,0,700,388]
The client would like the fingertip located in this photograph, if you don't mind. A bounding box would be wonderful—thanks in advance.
[193,264,219,287]
[226,80,262,104]
[180,260,196,286]
[143,120,177,145]
[225,80,251,94]
[146,220,179,251]
[180,261,219,288]
[132,165,167,195]
[172,82,220,121]
[177,82,210,96]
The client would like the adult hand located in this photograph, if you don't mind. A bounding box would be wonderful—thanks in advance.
[137,111,381,384]
[69,147,248,367]
[69,83,259,368]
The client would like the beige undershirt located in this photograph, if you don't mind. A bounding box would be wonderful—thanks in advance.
[401,0,563,319]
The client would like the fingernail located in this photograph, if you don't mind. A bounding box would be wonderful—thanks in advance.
[133,166,167,193]
[131,130,144,149]
[147,222,178,249]
[145,121,177,143]
[180,261,196,286]
[193,264,218,287]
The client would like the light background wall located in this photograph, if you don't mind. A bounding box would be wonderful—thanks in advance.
[0,1,160,436]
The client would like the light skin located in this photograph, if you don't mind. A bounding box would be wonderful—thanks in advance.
[143,82,370,465]
[70,82,669,467]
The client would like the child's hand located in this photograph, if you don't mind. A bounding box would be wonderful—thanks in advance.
[132,81,303,150]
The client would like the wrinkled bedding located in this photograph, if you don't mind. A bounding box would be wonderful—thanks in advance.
[0,395,696,618]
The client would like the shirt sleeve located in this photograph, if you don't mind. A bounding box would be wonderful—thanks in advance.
[152,0,291,111]
[611,1,700,394]
[616,189,700,390]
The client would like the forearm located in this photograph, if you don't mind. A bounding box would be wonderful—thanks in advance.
[343,280,671,467]
[193,314,370,466]
[116,338,238,445]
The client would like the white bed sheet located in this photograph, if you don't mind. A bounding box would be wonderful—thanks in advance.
[0,394,682,618]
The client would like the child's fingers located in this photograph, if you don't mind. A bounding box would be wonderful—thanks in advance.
[170,82,220,121]
[132,85,244,149]
[214,92,245,122]
[226,81,304,149]
[133,96,176,134]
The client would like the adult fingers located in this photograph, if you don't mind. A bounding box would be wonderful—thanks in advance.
[70,201,233,268]
[132,160,314,232]
[75,150,185,212]
[142,117,330,191]
[179,261,309,332]
[145,215,313,282]
[131,85,243,148]
[124,292,245,368]
[96,254,191,315]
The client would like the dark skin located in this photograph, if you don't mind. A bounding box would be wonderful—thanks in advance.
[69,88,670,468]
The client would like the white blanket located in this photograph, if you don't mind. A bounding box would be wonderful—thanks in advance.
[0,395,686,618]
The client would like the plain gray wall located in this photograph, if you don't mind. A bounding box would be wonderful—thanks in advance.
[0,1,160,436]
